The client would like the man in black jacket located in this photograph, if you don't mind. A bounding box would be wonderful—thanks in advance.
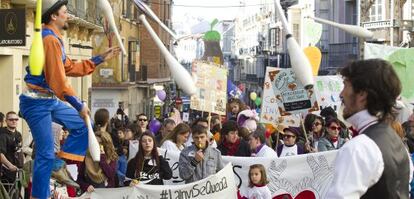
[0,112,23,184]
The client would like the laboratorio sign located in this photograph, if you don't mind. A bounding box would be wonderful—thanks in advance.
[0,39,24,45]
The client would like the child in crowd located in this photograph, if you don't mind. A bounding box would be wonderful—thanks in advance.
[238,164,272,199]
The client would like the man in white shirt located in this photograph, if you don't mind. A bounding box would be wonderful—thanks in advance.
[326,59,412,199]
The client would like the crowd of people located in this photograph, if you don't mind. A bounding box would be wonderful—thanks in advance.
[1,90,413,198]
[0,60,414,199]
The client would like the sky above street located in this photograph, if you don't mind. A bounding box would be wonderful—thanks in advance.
[172,0,260,21]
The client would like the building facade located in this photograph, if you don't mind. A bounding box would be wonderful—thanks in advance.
[0,0,100,136]
[315,0,358,74]
[361,0,414,47]
[91,0,175,119]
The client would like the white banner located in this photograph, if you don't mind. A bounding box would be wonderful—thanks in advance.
[161,149,337,199]
[82,164,237,199]
[105,146,338,199]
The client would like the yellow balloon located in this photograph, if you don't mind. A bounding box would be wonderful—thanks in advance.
[250,92,257,101]
[304,46,322,76]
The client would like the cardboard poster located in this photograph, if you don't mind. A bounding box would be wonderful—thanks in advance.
[190,60,227,115]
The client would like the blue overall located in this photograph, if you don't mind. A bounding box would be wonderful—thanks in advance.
[19,29,88,199]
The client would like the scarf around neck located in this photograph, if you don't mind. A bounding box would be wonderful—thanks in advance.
[223,138,241,156]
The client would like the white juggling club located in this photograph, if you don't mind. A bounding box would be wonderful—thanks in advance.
[133,0,178,40]
[139,15,196,95]
[85,115,100,162]
[275,0,314,89]
[306,16,374,39]
[98,0,127,55]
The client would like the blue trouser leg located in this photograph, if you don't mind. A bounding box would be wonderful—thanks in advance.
[19,95,55,199]
[51,99,88,160]
[20,95,89,199]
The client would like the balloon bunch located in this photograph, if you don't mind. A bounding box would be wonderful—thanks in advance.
[249,92,261,106]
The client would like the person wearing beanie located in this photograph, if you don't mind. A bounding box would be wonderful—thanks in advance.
[19,1,120,198]
[276,127,304,157]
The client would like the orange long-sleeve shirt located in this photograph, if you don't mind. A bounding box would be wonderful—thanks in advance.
[27,24,99,100]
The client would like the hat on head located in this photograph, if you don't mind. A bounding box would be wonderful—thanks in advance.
[283,126,301,136]
[42,0,68,23]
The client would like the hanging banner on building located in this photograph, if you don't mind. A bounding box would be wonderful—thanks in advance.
[82,164,237,199]
[123,148,337,199]
[0,9,26,46]
[190,60,227,115]
[314,76,343,111]
[364,43,414,101]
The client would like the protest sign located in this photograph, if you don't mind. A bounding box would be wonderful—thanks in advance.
[190,61,228,115]
[260,67,318,126]
[314,76,343,111]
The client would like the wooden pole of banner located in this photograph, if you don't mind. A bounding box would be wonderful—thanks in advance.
[299,113,309,143]
[275,123,280,149]
[219,115,222,129]
[207,112,212,132]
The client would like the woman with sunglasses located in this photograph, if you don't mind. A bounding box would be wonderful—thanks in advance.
[318,117,346,152]
[302,114,325,153]
[276,127,304,157]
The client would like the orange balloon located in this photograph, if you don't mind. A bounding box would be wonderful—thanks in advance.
[304,46,322,76]
[213,132,221,142]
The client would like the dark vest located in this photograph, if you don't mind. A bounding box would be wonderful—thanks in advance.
[361,122,410,199]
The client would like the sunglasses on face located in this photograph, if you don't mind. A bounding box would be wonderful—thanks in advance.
[7,118,19,121]
[329,126,341,131]
[138,119,147,122]
[312,122,321,127]
[283,135,296,139]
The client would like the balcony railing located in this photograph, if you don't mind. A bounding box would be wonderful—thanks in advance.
[328,42,358,69]
[67,0,103,27]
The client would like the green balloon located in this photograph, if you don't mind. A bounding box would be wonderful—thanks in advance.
[255,97,262,106]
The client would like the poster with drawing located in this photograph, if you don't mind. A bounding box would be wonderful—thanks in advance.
[190,60,228,115]
[314,76,343,111]
[260,67,299,126]
[271,68,319,115]
[260,67,318,126]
